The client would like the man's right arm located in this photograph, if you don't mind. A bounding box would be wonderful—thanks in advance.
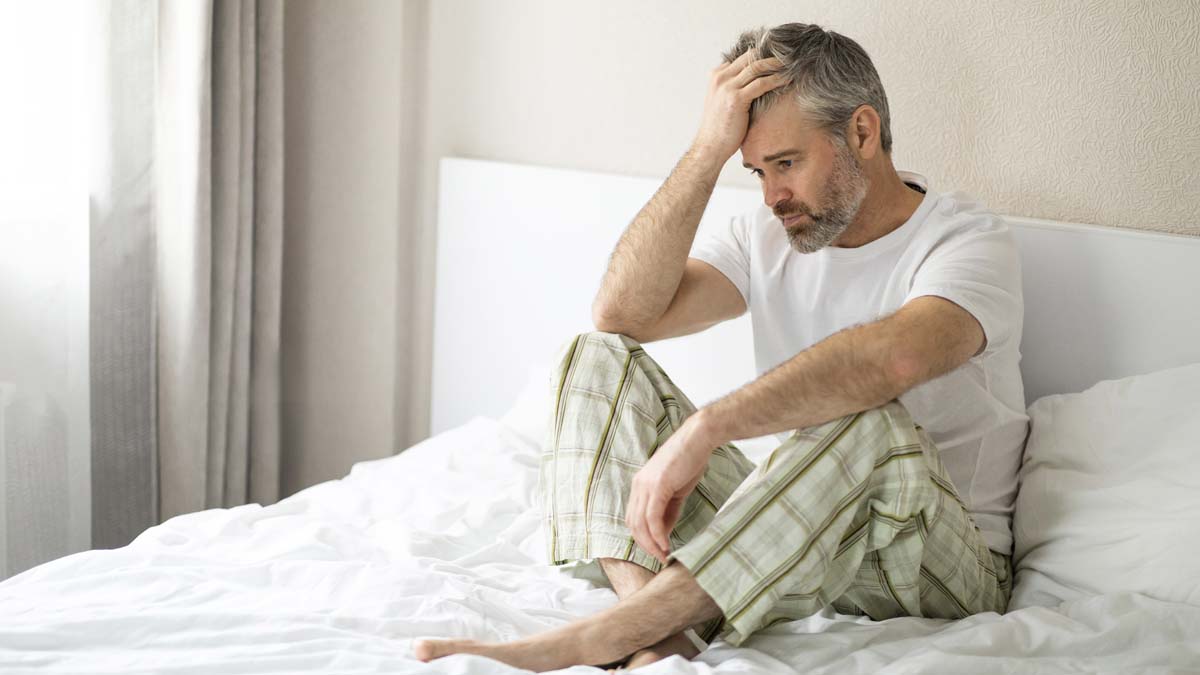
[592,51,786,340]
[590,145,728,336]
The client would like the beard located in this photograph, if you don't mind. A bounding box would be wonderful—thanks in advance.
[774,141,868,254]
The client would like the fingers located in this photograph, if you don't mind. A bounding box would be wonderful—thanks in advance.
[713,49,755,77]
[625,481,658,561]
[743,71,790,99]
[627,477,669,563]
[729,56,784,89]
[662,497,684,537]
[658,497,685,556]
[646,494,670,555]
[695,51,787,161]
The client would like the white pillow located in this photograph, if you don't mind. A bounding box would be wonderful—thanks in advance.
[498,362,554,447]
[1010,362,1200,610]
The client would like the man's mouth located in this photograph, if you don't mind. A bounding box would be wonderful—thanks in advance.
[781,214,808,227]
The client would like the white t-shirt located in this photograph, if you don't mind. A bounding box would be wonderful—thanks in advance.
[689,170,1029,556]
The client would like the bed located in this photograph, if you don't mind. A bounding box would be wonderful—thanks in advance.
[2,158,1199,673]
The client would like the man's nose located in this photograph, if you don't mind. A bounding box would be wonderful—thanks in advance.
[763,179,792,210]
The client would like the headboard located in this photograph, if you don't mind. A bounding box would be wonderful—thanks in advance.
[430,157,1200,453]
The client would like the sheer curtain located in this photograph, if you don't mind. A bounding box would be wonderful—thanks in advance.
[0,0,284,579]
[0,1,89,579]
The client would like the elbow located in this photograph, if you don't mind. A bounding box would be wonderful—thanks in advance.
[591,299,615,332]
[885,351,926,397]
[591,302,631,335]
[591,302,650,342]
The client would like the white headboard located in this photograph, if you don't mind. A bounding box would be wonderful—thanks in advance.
[431,157,1200,450]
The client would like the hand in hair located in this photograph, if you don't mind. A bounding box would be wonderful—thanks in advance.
[691,51,788,162]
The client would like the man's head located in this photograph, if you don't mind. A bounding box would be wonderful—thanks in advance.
[726,24,893,253]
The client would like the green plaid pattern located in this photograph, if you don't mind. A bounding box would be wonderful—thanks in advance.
[539,331,1012,647]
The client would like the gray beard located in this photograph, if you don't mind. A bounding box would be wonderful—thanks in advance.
[785,144,868,254]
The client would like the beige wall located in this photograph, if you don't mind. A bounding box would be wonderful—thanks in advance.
[409,0,1199,445]
[282,0,420,496]
[283,1,1200,490]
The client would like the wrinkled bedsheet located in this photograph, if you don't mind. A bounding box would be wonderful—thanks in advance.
[1,417,1197,674]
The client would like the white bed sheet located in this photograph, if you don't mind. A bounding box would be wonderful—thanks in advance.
[1,417,1198,674]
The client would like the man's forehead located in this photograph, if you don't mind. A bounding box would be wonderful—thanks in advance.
[741,130,822,168]
[741,102,824,166]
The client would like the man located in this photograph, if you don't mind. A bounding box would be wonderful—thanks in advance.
[415,22,1027,672]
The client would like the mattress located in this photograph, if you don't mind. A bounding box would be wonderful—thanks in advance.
[1,416,1197,673]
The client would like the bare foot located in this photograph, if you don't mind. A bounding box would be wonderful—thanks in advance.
[610,632,700,672]
[413,636,588,672]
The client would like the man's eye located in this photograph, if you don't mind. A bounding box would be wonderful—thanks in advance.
[779,160,793,169]
[749,169,763,178]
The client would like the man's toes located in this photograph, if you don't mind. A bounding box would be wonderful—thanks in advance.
[412,639,434,662]
[413,638,453,662]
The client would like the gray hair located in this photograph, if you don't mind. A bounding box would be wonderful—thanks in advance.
[723,23,893,153]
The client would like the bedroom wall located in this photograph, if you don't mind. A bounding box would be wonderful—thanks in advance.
[281,0,423,496]
[404,0,1200,446]
[280,1,1199,483]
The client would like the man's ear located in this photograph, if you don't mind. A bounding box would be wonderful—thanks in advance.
[847,104,881,160]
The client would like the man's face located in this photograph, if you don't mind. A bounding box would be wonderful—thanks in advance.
[740,98,869,253]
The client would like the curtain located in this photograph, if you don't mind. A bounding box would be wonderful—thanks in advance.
[90,0,284,550]
[1,2,91,579]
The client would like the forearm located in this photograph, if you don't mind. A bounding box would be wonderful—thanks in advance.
[592,145,726,330]
[695,320,907,446]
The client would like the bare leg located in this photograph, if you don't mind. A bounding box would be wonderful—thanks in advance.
[599,557,656,597]
[598,558,708,671]
[412,561,723,671]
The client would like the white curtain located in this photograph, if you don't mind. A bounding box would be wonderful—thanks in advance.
[0,0,285,578]
[150,0,285,523]
[91,0,285,548]
[0,2,89,579]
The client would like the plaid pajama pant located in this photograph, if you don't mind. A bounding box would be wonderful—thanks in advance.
[539,331,1012,647]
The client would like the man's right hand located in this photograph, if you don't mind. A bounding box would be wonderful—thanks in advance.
[691,51,788,163]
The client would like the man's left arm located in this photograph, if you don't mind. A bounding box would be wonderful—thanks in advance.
[692,294,985,449]
[628,222,1023,562]
[628,295,986,561]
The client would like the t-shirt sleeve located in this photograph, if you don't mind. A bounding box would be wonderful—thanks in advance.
[688,213,752,309]
[904,218,1023,357]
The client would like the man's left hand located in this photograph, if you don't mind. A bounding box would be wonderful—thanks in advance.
[625,411,722,564]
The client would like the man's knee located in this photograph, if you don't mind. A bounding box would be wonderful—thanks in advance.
[860,399,914,427]
[830,401,925,454]
[550,331,643,379]
[777,400,913,442]
[578,330,643,351]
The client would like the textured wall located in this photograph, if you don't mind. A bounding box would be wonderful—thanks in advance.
[403,0,1199,444]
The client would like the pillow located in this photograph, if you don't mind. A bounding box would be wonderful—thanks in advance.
[1010,362,1200,610]
[498,362,554,447]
